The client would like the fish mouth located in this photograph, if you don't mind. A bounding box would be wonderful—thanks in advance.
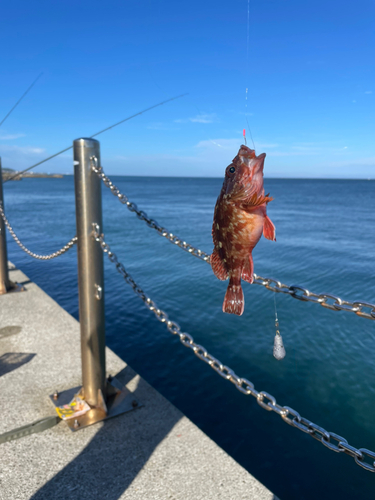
[253,153,266,173]
[238,145,256,159]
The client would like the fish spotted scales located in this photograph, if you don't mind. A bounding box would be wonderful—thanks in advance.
[211,145,276,316]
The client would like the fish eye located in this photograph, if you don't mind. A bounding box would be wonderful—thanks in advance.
[229,166,235,173]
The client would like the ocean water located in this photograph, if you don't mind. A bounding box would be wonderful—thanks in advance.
[2,175,375,499]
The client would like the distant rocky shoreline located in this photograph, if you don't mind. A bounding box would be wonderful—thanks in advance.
[1,168,63,181]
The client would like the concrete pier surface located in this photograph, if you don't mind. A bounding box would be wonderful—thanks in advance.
[0,265,278,500]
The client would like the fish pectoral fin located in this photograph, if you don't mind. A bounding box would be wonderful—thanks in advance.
[241,193,274,211]
[241,254,254,283]
[229,186,247,202]
[263,215,276,241]
[210,249,228,281]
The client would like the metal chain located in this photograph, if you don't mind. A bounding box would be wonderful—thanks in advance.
[93,225,375,473]
[91,159,375,321]
[0,203,77,260]
[90,157,210,263]
[252,275,375,321]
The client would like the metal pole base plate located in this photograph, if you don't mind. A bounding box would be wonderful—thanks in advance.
[0,281,25,295]
[49,377,142,432]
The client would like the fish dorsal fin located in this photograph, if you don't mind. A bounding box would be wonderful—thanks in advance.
[210,249,228,281]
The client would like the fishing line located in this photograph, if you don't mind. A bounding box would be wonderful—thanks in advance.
[244,1,280,358]
[143,68,222,151]
[3,93,188,183]
[245,117,255,150]
[0,73,43,128]
[243,0,256,150]
[190,100,226,152]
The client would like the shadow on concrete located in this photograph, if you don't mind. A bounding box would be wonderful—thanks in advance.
[0,352,36,377]
[17,279,32,286]
[0,325,22,340]
[30,365,182,500]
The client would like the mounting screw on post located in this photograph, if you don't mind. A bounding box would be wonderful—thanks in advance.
[74,138,106,408]
[0,158,11,295]
[95,284,102,300]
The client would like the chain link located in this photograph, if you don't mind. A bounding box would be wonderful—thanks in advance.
[0,203,77,260]
[93,226,375,473]
[91,158,375,321]
[90,157,211,263]
[252,276,375,321]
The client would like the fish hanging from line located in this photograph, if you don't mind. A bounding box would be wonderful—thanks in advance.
[211,145,276,316]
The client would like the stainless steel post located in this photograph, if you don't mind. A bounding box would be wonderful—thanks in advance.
[73,138,106,407]
[0,158,10,295]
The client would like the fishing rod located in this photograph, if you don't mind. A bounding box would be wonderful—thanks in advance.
[0,73,43,128]
[3,93,188,183]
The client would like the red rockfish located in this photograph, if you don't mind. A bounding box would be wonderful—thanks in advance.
[211,145,276,316]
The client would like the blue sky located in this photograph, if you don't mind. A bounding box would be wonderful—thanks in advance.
[0,0,374,178]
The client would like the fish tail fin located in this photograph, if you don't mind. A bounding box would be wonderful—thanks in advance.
[223,282,244,316]
[241,254,254,284]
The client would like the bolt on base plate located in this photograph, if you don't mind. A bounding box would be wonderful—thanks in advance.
[49,377,142,432]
